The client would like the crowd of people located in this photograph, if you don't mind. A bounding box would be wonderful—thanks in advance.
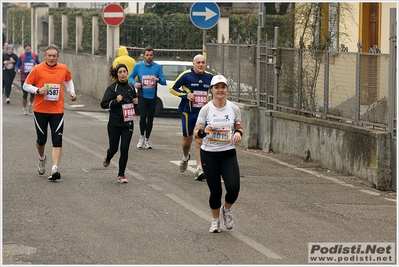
[4,42,243,234]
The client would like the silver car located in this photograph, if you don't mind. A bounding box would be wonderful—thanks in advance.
[155,60,193,115]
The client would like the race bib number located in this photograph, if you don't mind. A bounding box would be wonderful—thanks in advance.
[209,126,231,145]
[122,103,136,122]
[44,83,60,101]
[193,90,208,108]
[24,62,34,73]
[142,75,155,89]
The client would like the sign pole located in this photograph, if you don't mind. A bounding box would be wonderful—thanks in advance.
[111,27,115,60]
[202,29,207,58]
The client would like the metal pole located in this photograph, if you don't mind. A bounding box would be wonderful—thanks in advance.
[256,1,263,107]
[388,8,396,136]
[221,34,225,75]
[355,41,361,125]
[202,29,207,58]
[323,49,329,117]
[236,35,240,102]
[111,27,115,60]
[273,27,279,111]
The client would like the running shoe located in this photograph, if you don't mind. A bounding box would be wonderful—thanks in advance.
[37,155,46,175]
[137,136,144,148]
[194,169,205,181]
[48,170,61,181]
[23,108,28,115]
[221,205,233,230]
[103,157,110,167]
[28,104,33,113]
[179,154,190,173]
[209,218,221,233]
[118,176,128,183]
[143,140,152,149]
[6,98,10,104]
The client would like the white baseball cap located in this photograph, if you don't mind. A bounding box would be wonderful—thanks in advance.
[210,75,227,87]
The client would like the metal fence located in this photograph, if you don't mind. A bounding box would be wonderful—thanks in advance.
[207,42,395,131]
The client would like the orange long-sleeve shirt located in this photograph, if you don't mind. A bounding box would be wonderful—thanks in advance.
[25,62,72,114]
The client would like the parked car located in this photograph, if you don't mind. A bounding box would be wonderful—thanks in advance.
[155,60,193,115]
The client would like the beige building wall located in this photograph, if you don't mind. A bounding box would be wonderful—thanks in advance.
[294,2,397,53]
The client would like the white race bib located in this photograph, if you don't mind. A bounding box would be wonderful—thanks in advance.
[44,83,61,101]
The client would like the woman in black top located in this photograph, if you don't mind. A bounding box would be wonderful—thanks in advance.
[3,45,18,104]
[100,64,138,183]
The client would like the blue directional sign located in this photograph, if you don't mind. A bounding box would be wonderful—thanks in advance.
[190,2,220,30]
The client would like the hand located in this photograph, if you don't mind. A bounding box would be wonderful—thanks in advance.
[70,93,77,101]
[232,131,242,144]
[204,125,215,134]
[187,93,195,101]
[116,94,123,102]
[132,98,138,104]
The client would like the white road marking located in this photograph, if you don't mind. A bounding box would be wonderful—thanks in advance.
[64,136,280,259]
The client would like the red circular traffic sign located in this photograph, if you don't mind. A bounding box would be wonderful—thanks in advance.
[102,4,125,26]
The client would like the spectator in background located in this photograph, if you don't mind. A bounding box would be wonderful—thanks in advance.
[16,43,40,115]
[112,46,136,82]
[3,40,9,54]
[2,45,18,104]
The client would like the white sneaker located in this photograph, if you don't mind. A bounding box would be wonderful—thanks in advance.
[194,168,205,181]
[143,139,152,149]
[37,155,46,175]
[6,98,10,104]
[221,205,233,230]
[118,176,128,183]
[209,218,221,233]
[48,170,61,181]
[23,108,28,115]
[137,136,144,148]
[179,154,190,173]
[28,104,33,113]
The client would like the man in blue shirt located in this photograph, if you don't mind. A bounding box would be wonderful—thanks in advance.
[169,54,213,181]
[16,43,40,114]
[128,46,166,149]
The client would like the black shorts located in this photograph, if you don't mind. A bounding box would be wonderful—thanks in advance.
[33,112,64,147]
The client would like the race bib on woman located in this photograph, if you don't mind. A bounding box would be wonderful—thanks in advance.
[122,103,136,121]
[209,126,231,145]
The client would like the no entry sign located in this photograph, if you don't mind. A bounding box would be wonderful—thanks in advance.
[102,3,125,26]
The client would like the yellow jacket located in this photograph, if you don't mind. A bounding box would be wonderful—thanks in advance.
[111,46,136,81]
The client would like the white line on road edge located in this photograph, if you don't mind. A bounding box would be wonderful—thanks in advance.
[165,193,283,260]
[359,189,381,196]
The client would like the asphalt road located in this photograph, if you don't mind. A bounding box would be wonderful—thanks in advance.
[2,86,396,265]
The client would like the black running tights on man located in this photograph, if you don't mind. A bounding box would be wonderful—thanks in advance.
[138,96,156,139]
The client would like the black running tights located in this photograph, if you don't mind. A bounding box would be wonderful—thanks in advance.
[106,125,133,176]
[200,149,240,210]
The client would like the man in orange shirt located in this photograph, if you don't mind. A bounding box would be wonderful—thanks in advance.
[23,44,77,181]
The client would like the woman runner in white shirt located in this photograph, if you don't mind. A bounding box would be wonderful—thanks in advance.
[194,74,244,233]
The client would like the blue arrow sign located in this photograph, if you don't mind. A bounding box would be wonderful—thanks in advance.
[190,2,220,30]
